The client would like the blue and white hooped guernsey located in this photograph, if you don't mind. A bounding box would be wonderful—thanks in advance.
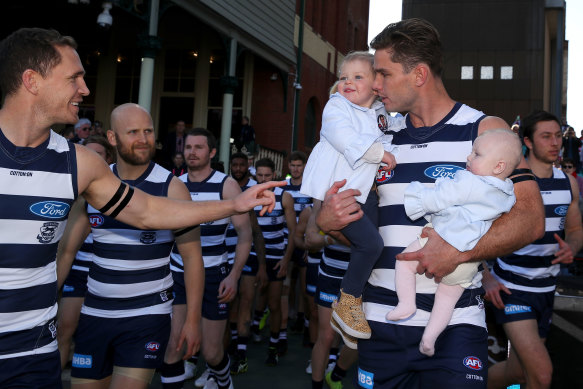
[319,244,350,279]
[365,103,487,329]
[493,167,572,293]
[251,187,286,260]
[226,178,256,265]
[282,178,313,243]
[170,170,230,270]
[70,233,94,273]
[0,130,77,359]
[82,161,175,318]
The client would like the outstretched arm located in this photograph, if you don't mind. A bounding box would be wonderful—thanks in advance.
[76,145,285,231]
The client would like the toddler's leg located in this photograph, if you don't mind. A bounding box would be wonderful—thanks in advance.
[339,191,383,297]
[332,191,382,339]
[385,240,421,321]
[419,283,464,357]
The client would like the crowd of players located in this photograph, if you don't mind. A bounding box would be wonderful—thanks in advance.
[1,18,581,389]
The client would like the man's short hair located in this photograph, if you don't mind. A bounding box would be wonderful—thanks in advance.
[230,152,248,163]
[75,118,91,130]
[289,150,307,164]
[369,18,443,77]
[186,127,216,150]
[0,28,77,98]
[255,158,275,172]
[520,110,561,157]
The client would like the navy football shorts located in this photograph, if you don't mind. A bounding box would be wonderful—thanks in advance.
[62,269,89,298]
[305,260,319,297]
[202,263,230,320]
[357,322,488,389]
[241,254,259,277]
[171,269,187,305]
[265,257,286,282]
[291,247,307,268]
[493,288,554,338]
[0,350,61,389]
[315,270,342,308]
[71,313,170,380]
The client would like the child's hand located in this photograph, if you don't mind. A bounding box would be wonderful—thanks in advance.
[381,151,397,171]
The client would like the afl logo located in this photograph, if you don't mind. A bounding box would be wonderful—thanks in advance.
[554,205,568,216]
[145,342,160,352]
[424,164,464,180]
[463,356,483,371]
[29,201,70,219]
[377,114,388,131]
[376,166,394,184]
[89,215,104,227]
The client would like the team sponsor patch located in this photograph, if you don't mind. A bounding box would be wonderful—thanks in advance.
[29,201,70,219]
[504,304,532,315]
[463,356,483,371]
[89,214,104,227]
[554,205,568,216]
[140,231,157,244]
[319,291,337,303]
[243,265,252,272]
[377,114,388,131]
[376,166,394,185]
[145,341,160,352]
[37,221,59,243]
[72,353,93,368]
[306,285,316,293]
[424,164,464,180]
[63,285,75,293]
[357,367,374,388]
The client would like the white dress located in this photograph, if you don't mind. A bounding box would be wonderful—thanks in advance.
[301,93,403,204]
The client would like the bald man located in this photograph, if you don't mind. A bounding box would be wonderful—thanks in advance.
[56,104,205,389]
[0,27,280,388]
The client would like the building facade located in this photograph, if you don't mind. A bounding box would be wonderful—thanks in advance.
[403,0,567,124]
[0,0,369,172]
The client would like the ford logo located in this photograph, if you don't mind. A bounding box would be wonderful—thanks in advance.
[463,356,483,371]
[29,201,70,219]
[554,205,568,216]
[424,164,464,180]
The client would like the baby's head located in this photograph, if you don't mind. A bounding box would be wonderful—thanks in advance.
[466,129,523,180]
[337,51,376,108]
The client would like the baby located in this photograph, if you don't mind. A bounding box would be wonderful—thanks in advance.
[389,129,523,356]
[302,51,403,346]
